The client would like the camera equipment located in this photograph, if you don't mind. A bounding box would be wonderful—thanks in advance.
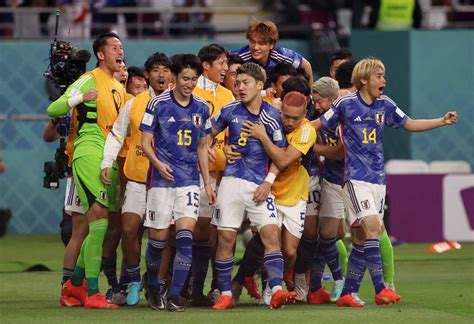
[44,10,91,101]
[43,135,69,189]
[43,10,89,189]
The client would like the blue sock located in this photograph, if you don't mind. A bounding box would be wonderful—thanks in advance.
[342,244,366,296]
[146,238,167,288]
[101,253,118,288]
[309,247,325,292]
[263,251,284,289]
[320,236,343,281]
[170,230,193,297]
[192,240,210,296]
[215,257,234,293]
[118,258,130,290]
[126,263,141,283]
[364,239,385,294]
[294,236,318,274]
[62,267,74,286]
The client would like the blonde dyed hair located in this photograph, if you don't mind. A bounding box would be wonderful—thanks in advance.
[351,58,385,90]
[246,20,279,45]
[311,77,340,100]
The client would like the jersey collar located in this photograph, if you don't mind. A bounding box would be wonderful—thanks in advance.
[197,75,219,95]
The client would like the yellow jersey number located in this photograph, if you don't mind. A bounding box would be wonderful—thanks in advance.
[362,128,377,144]
[238,131,249,146]
[177,129,192,146]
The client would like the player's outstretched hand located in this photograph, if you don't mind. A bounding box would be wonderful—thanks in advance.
[253,181,272,204]
[224,144,241,164]
[100,167,112,185]
[205,183,217,207]
[157,161,174,182]
[443,111,458,125]
[83,88,98,102]
[242,120,266,140]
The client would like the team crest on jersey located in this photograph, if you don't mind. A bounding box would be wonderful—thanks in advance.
[361,200,370,210]
[375,111,385,125]
[75,197,82,207]
[99,191,107,200]
[192,113,202,127]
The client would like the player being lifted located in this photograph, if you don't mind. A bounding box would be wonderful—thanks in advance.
[210,62,296,310]
[140,54,216,312]
[231,20,313,89]
[312,57,458,307]
[101,52,173,307]
[48,32,127,309]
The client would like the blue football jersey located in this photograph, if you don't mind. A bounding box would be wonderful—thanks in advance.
[320,92,408,185]
[213,100,287,185]
[231,45,303,88]
[319,126,344,185]
[139,91,211,188]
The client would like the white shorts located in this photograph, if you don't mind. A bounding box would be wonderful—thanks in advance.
[64,176,85,215]
[122,181,146,219]
[319,178,345,219]
[198,174,217,219]
[144,185,200,230]
[278,199,307,239]
[342,180,386,226]
[305,176,321,216]
[213,176,279,232]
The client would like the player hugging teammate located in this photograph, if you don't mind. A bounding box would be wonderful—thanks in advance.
[47,20,458,311]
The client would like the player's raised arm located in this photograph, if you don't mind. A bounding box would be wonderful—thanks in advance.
[403,111,458,132]
[301,57,314,85]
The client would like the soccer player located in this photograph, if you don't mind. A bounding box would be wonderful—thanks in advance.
[308,77,346,304]
[231,20,313,88]
[263,63,297,110]
[140,54,216,312]
[312,58,458,307]
[335,60,357,96]
[242,91,317,305]
[101,52,173,307]
[125,66,148,96]
[114,61,128,87]
[329,48,353,79]
[210,62,296,310]
[223,54,244,98]
[43,113,89,307]
[48,32,127,309]
[191,43,234,306]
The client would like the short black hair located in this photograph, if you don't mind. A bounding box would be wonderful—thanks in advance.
[228,53,244,66]
[268,63,297,85]
[335,60,357,89]
[127,66,145,81]
[144,52,171,72]
[281,76,311,98]
[170,54,202,76]
[329,48,353,68]
[198,43,229,65]
[92,32,120,60]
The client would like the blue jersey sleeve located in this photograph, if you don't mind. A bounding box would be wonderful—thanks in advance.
[212,104,231,132]
[320,104,342,130]
[275,47,303,71]
[139,98,160,134]
[201,107,212,137]
[383,97,408,128]
[260,107,287,148]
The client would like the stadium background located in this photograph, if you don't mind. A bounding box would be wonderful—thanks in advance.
[0,30,472,235]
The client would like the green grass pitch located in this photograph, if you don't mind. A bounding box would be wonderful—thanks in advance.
[0,234,473,323]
